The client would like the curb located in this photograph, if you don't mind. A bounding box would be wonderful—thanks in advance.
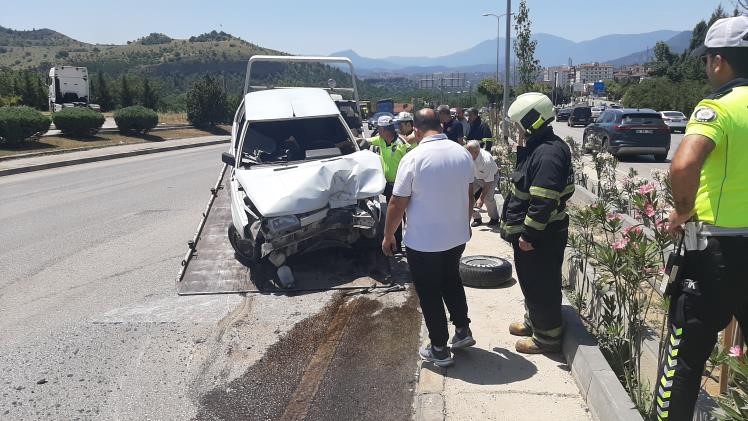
[562,300,643,421]
[0,137,229,177]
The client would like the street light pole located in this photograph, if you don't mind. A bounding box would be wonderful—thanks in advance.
[482,8,513,143]
[503,0,511,143]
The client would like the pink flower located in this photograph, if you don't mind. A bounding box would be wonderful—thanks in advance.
[638,183,656,195]
[612,238,629,250]
[624,226,643,237]
[729,345,744,358]
[644,203,656,218]
[607,213,623,222]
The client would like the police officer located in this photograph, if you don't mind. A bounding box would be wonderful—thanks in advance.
[396,111,418,147]
[500,92,575,354]
[370,115,411,252]
[655,16,748,421]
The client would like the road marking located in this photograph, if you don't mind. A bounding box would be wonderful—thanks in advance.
[280,298,360,421]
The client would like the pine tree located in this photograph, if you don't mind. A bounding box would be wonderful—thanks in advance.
[95,71,114,112]
[141,78,159,110]
[513,0,541,90]
[186,74,229,127]
[120,75,134,108]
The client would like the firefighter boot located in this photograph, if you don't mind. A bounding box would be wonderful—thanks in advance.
[515,338,561,354]
[509,322,532,337]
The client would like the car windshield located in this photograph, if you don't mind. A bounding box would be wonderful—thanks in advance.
[573,108,591,116]
[622,114,664,125]
[241,116,355,164]
[663,112,685,118]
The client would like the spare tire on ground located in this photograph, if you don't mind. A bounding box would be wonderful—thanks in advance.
[459,255,513,288]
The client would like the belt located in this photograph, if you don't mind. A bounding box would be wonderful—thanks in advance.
[684,222,748,250]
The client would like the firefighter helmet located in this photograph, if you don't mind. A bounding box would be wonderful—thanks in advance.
[507,92,555,135]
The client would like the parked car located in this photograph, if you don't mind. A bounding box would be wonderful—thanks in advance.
[582,108,671,162]
[568,106,592,127]
[659,110,688,133]
[556,108,572,122]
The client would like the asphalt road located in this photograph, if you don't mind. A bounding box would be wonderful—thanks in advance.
[0,144,419,420]
[551,120,684,180]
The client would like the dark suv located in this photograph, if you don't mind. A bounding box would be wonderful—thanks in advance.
[568,106,591,127]
[582,108,671,161]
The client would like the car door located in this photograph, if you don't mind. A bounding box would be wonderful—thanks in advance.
[587,111,606,148]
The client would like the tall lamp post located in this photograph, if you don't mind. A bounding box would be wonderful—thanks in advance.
[482,4,513,142]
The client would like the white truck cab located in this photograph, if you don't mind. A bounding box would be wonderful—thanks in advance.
[48,66,100,112]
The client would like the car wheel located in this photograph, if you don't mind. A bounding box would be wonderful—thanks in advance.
[654,153,668,162]
[228,224,256,263]
[459,255,513,288]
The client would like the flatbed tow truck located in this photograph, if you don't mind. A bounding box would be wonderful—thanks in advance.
[176,56,404,295]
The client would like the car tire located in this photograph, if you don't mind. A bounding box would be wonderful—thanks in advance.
[654,153,668,162]
[228,224,256,263]
[460,255,513,288]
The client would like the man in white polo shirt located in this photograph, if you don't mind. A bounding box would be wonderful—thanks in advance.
[382,108,476,367]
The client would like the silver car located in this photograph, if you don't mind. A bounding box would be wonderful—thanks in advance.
[659,111,688,133]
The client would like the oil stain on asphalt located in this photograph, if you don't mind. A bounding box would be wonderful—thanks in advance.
[194,290,421,421]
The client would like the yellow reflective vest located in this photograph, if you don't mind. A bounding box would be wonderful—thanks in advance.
[685,79,748,227]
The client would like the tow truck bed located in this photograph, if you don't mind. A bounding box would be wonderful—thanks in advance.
[176,165,401,295]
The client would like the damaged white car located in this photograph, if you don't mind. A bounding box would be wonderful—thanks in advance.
[220,56,386,287]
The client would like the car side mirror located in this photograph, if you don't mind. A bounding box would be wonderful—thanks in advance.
[221,152,236,167]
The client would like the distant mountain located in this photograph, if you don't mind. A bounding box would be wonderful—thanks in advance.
[606,31,693,67]
[330,30,690,73]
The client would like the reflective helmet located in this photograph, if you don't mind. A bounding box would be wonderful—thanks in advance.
[377,115,395,128]
[507,92,555,135]
[396,111,413,122]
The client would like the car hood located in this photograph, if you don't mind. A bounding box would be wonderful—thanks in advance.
[234,150,386,217]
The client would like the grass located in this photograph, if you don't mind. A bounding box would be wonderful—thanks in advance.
[0,125,229,158]
[157,112,188,124]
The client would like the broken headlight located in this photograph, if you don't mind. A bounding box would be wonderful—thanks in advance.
[264,215,301,235]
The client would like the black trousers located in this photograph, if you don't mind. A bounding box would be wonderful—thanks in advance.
[654,236,748,421]
[407,244,470,347]
[383,182,403,251]
[512,226,568,347]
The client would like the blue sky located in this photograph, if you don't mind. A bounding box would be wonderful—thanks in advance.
[1,0,731,57]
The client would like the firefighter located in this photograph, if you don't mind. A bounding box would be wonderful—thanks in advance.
[499,92,575,354]
[370,115,410,252]
[655,16,748,421]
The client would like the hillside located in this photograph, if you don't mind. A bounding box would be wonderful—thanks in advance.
[0,26,281,73]
[606,31,693,67]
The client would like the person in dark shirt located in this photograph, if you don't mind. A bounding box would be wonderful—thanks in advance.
[437,105,464,144]
[466,108,494,151]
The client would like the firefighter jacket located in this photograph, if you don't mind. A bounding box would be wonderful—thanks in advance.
[500,126,575,244]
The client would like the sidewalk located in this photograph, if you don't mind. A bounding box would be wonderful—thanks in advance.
[0,135,229,177]
[414,213,591,421]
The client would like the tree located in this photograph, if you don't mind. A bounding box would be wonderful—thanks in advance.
[94,71,115,112]
[20,71,46,110]
[186,74,229,127]
[513,0,541,90]
[477,79,503,105]
[119,75,134,108]
[141,78,159,110]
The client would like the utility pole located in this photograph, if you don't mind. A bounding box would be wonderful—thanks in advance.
[502,0,511,143]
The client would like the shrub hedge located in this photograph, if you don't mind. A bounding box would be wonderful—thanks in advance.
[0,106,50,144]
[114,106,158,133]
[51,107,105,136]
